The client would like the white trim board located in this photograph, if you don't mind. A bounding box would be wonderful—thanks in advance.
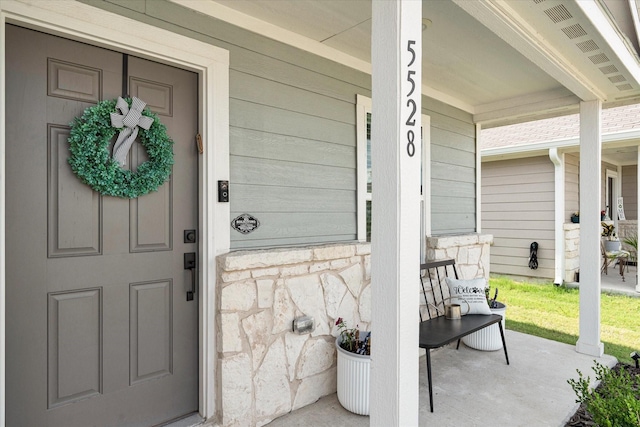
[0,0,230,423]
[356,94,371,242]
[482,127,640,162]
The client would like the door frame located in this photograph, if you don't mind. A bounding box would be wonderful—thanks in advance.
[606,168,619,222]
[0,0,230,423]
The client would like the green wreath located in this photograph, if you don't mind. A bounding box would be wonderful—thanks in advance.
[68,97,174,198]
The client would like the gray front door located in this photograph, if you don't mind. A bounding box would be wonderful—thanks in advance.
[6,25,199,427]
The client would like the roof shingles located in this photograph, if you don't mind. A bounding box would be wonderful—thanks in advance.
[482,104,640,150]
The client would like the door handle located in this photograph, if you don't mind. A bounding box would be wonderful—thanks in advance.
[184,252,196,301]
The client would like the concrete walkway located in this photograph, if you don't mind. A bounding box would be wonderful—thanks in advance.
[266,330,616,427]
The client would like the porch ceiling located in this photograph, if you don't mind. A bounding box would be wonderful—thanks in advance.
[176,0,640,127]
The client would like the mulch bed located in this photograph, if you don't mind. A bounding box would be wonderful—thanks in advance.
[564,362,640,426]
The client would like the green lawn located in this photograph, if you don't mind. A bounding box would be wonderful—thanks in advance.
[490,276,640,364]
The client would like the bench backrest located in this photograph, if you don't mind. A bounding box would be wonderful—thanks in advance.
[420,259,459,322]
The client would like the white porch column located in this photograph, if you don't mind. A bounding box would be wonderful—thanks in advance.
[476,123,482,233]
[371,1,422,425]
[549,148,565,285]
[576,100,604,357]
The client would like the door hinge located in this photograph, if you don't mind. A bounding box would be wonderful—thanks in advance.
[196,133,204,154]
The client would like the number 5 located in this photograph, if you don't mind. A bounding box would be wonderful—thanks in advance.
[407,40,416,66]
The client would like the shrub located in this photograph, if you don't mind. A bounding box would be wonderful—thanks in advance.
[568,361,640,427]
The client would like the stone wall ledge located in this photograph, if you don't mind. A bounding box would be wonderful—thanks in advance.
[220,243,371,271]
[425,233,494,279]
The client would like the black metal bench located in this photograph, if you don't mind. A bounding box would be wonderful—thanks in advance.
[419,259,509,412]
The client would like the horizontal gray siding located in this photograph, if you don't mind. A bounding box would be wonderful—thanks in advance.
[622,165,637,220]
[93,0,368,248]
[91,0,477,248]
[565,154,579,221]
[228,77,359,247]
[482,156,555,279]
[426,98,476,235]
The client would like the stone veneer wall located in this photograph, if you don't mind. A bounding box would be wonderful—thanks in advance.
[216,243,371,427]
[618,220,638,257]
[216,234,492,426]
[425,234,493,279]
[564,223,580,282]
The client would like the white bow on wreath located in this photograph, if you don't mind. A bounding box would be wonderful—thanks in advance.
[110,96,154,166]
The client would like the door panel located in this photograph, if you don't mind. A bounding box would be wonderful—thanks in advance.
[130,280,173,384]
[6,25,199,427]
[47,289,103,408]
[47,58,103,103]
[48,124,102,257]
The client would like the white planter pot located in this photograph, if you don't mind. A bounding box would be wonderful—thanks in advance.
[604,240,622,252]
[336,337,370,415]
[461,303,506,351]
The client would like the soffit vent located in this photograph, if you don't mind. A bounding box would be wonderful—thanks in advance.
[562,24,587,39]
[588,53,609,64]
[576,40,599,53]
[599,65,619,74]
[544,4,573,23]
[608,75,626,83]
[535,1,635,97]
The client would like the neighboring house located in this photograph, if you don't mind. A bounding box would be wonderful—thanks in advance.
[482,104,640,283]
[3,1,640,427]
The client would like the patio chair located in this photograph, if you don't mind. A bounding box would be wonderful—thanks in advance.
[601,242,630,281]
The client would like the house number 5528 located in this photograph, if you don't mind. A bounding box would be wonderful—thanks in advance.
[406,40,417,157]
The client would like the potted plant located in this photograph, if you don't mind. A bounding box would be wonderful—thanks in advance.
[602,222,622,252]
[335,317,370,415]
[622,232,637,262]
[461,286,506,351]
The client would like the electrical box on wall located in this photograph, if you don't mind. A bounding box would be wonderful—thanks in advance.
[218,180,229,202]
[292,316,315,334]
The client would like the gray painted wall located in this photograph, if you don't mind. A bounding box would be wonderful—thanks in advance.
[482,156,555,279]
[85,0,477,248]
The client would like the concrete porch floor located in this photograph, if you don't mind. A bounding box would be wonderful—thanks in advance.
[266,330,617,427]
[595,263,639,296]
[265,268,636,426]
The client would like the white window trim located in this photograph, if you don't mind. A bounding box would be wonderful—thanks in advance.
[0,0,230,422]
[356,95,431,257]
[356,94,372,242]
[421,114,431,262]
[605,168,619,223]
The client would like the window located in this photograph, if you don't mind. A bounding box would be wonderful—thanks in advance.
[356,95,431,260]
